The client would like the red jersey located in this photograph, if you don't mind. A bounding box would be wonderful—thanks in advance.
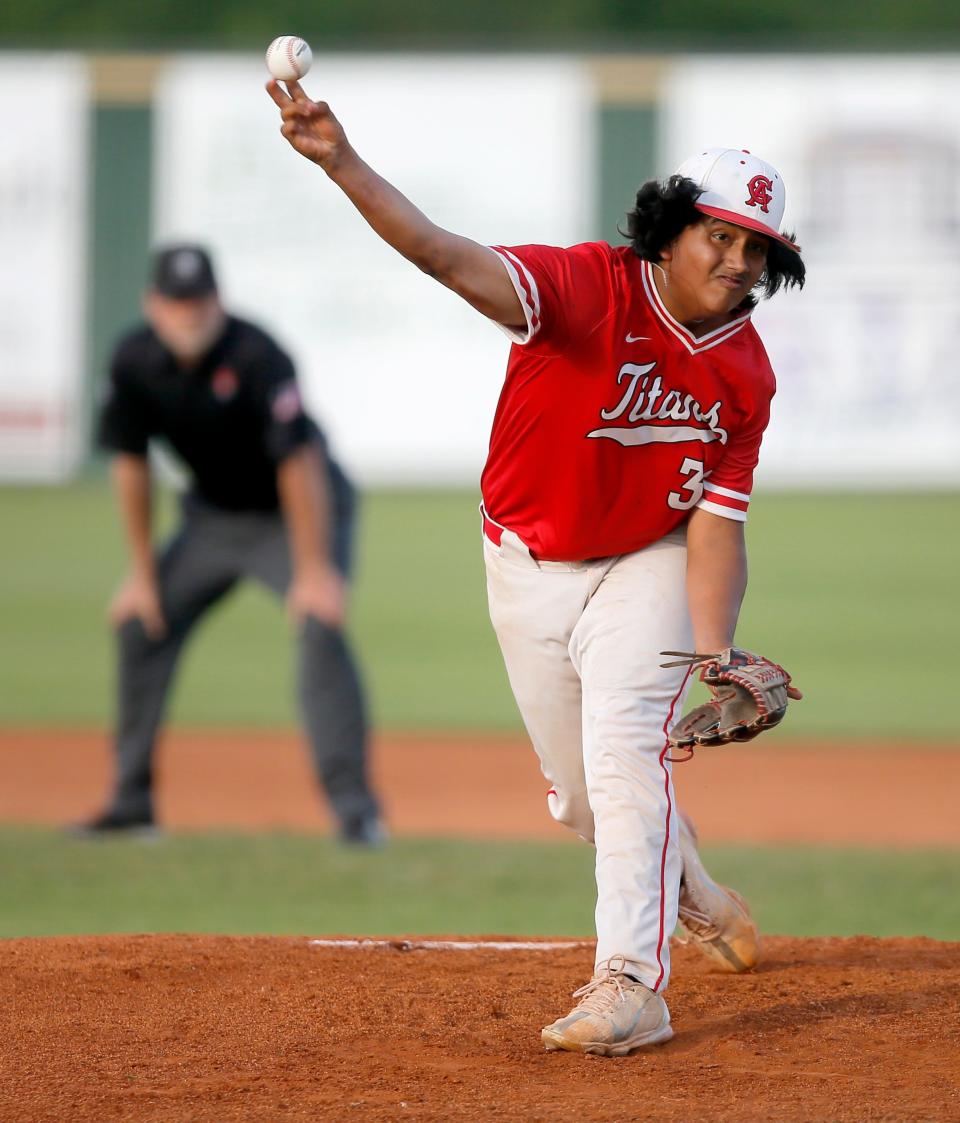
[480,241,776,562]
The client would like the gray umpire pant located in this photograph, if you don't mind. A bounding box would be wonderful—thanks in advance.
[108,482,380,830]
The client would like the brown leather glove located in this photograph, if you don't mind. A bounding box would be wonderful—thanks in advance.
[661,647,803,753]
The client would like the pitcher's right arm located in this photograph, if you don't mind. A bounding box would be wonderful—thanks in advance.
[266,80,525,330]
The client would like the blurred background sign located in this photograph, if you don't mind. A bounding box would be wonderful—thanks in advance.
[662,55,960,486]
[0,55,89,482]
[7,50,960,485]
[153,54,594,484]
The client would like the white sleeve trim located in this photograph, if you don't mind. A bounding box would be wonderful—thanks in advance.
[487,248,540,345]
[696,498,748,522]
[703,481,751,502]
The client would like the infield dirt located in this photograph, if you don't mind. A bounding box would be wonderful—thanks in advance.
[3,729,958,846]
[5,730,958,1120]
[3,933,958,1123]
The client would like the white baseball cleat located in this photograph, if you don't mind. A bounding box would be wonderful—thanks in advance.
[676,810,760,973]
[541,956,673,1056]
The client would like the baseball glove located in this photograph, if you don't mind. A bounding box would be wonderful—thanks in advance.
[661,647,803,755]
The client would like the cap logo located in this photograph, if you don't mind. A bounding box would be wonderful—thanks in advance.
[745,174,774,214]
[172,250,203,281]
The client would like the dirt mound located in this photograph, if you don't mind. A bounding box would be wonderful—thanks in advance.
[3,934,957,1122]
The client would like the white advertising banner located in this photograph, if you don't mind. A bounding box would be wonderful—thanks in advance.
[662,56,960,485]
[154,55,594,484]
[0,55,88,481]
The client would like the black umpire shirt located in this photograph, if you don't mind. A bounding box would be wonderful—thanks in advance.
[98,317,326,512]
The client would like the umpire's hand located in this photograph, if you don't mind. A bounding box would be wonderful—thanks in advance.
[109,572,167,640]
[287,563,347,631]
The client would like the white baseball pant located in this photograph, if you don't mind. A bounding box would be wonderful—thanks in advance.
[483,524,694,991]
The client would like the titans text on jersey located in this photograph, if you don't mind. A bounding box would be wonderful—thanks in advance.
[480,243,776,561]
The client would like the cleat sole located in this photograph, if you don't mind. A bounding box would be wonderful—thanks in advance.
[542,1019,673,1056]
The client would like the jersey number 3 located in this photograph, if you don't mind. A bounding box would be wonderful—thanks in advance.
[667,457,705,511]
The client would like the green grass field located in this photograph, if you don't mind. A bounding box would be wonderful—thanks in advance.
[2,829,957,940]
[1,483,958,738]
[2,484,957,942]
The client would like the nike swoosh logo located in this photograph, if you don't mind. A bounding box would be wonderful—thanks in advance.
[625,333,650,342]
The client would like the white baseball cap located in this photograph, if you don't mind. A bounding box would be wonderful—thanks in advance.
[674,148,800,252]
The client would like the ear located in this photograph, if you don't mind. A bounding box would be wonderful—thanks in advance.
[659,241,675,265]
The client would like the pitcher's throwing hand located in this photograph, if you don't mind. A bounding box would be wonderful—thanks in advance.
[267,80,352,173]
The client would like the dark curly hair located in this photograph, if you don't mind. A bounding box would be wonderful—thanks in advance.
[623,175,805,309]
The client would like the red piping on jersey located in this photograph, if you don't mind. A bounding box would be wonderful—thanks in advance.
[641,260,751,356]
[702,480,750,504]
[652,665,694,993]
[700,482,750,516]
[492,247,542,336]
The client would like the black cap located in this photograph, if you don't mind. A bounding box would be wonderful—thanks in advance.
[151,244,218,299]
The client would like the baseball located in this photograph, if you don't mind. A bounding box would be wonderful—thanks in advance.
[265,36,313,82]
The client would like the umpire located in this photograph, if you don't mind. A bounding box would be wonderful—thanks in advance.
[80,243,384,844]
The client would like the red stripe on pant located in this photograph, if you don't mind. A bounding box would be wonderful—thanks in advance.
[652,665,693,992]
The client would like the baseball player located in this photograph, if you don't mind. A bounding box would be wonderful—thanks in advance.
[78,244,384,846]
[267,80,804,1051]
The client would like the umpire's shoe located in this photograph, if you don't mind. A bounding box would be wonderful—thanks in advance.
[68,809,161,839]
[338,814,388,848]
[676,809,760,973]
[541,956,673,1056]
